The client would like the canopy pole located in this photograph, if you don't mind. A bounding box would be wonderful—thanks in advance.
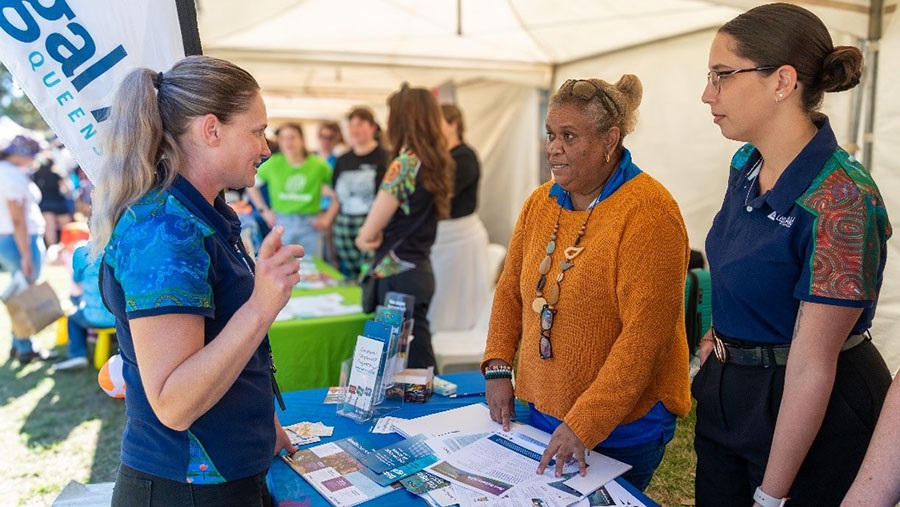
[457,0,462,36]
[863,0,884,169]
[848,37,865,156]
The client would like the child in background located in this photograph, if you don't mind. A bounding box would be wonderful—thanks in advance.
[53,242,115,371]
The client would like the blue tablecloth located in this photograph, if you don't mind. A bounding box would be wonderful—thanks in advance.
[267,371,658,506]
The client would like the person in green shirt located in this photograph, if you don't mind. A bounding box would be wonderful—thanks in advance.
[247,123,338,258]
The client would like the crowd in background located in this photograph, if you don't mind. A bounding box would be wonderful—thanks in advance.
[0,133,97,366]
[4,4,900,501]
[1,93,484,375]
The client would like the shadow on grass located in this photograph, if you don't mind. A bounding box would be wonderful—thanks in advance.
[1,345,125,484]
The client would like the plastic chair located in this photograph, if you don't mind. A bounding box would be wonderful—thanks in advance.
[91,327,117,370]
[433,289,495,373]
[55,316,68,346]
[486,243,507,286]
[432,244,506,372]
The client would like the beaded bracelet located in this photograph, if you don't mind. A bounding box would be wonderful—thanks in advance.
[484,364,513,380]
[485,371,513,380]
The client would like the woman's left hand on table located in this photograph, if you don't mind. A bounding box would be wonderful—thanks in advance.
[537,422,587,477]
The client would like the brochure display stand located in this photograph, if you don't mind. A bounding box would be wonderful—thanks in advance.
[337,292,417,423]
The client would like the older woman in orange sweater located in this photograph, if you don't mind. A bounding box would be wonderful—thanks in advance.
[482,75,691,491]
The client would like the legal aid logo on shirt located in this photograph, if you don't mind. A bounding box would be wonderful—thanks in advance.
[767,211,796,228]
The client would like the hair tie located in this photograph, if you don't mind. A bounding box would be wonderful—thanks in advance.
[153,71,164,90]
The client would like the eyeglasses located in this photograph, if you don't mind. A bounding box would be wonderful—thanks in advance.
[706,66,777,93]
[564,79,620,117]
[539,305,556,360]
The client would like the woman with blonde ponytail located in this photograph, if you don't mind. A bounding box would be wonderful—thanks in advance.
[93,55,304,506]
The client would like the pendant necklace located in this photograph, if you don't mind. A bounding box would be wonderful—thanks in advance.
[534,193,597,359]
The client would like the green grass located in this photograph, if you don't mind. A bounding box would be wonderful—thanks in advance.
[1,265,697,506]
[1,265,125,506]
[646,401,697,506]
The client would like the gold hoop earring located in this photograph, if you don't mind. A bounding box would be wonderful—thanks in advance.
[605,153,610,164]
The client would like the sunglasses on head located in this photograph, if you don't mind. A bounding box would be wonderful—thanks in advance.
[564,79,620,117]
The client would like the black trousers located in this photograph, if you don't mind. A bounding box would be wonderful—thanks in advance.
[376,261,437,371]
[112,464,271,507]
[693,340,891,506]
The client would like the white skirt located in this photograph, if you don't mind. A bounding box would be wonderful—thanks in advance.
[428,214,491,332]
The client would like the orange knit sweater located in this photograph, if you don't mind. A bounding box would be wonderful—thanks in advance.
[483,175,692,448]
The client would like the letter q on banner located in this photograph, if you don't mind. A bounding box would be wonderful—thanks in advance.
[0,0,202,180]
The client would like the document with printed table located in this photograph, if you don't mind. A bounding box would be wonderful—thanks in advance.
[425,425,631,507]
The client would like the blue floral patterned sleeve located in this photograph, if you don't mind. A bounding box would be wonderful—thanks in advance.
[106,192,215,318]
[379,149,421,215]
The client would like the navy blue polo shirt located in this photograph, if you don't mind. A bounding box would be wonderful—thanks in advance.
[102,175,275,483]
[706,119,891,345]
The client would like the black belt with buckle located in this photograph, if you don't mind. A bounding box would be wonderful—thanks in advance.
[711,328,868,368]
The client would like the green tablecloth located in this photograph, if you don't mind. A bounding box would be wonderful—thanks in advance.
[268,261,370,391]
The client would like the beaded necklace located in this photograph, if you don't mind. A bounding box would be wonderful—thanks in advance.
[534,193,598,359]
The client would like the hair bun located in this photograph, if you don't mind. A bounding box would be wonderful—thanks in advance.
[821,46,863,93]
[614,74,643,112]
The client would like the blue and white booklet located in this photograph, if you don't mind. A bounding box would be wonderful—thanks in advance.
[282,433,403,507]
[357,433,440,486]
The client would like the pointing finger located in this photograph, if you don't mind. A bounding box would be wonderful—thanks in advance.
[258,225,284,259]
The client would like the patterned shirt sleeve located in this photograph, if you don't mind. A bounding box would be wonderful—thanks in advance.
[112,195,215,317]
[379,151,420,215]
[796,155,892,306]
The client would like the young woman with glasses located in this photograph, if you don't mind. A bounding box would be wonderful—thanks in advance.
[695,4,892,506]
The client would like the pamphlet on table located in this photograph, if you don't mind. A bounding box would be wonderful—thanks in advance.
[296,259,340,289]
[281,433,404,507]
[426,426,631,506]
[275,293,362,320]
[282,401,636,507]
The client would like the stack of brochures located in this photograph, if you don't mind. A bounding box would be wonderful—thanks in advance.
[282,403,643,507]
[274,293,363,321]
[295,259,339,289]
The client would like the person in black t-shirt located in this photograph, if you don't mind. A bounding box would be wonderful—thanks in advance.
[440,104,480,219]
[356,85,455,370]
[332,107,389,277]
[32,160,73,246]
[429,104,491,332]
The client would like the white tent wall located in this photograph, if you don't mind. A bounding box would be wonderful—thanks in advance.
[456,81,541,246]
[873,17,900,373]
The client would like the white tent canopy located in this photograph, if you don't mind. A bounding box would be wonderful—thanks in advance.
[196,1,900,371]
[198,1,895,98]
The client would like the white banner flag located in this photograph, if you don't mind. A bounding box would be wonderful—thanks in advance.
[0,0,201,179]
